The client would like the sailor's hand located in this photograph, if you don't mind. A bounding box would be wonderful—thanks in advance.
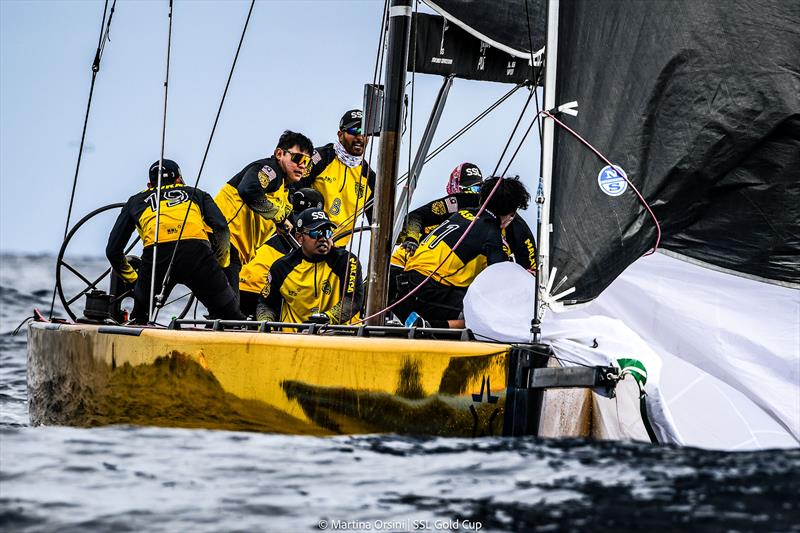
[308,312,330,325]
[277,218,294,235]
[119,263,139,284]
[401,240,419,256]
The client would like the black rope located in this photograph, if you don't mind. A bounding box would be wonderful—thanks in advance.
[48,0,116,320]
[148,0,175,322]
[153,0,256,323]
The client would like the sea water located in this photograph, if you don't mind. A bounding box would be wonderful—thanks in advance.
[1,253,799,532]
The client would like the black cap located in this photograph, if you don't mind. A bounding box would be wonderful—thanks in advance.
[296,208,337,232]
[339,109,363,130]
[149,159,182,184]
[458,162,483,187]
[292,188,324,214]
[446,162,483,194]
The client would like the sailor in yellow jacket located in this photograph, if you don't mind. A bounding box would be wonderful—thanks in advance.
[106,159,244,324]
[296,110,376,244]
[238,188,324,318]
[256,207,364,325]
[393,176,531,329]
[215,130,314,302]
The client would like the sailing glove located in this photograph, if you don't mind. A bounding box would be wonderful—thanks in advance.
[118,261,139,284]
[308,312,331,325]
[401,240,419,256]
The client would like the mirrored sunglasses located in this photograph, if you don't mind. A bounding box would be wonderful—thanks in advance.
[460,184,481,194]
[305,228,333,239]
[343,126,363,136]
[285,150,311,166]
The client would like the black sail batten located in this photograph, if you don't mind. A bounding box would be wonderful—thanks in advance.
[409,13,542,85]
[423,0,545,59]
[549,0,800,303]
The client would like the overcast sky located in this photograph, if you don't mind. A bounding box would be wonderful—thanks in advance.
[0,0,541,257]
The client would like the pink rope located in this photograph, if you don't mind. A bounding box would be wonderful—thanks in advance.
[542,110,661,254]
[356,176,506,324]
[357,110,662,324]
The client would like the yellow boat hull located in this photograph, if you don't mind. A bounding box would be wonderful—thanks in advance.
[27,322,649,439]
[28,323,512,436]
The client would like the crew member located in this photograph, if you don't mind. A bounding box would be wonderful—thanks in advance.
[238,188,324,318]
[215,130,314,301]
[297,110,376,244]
[106,159,244,324]
[256,207,364,325]
[390,164,537,300]
[392,162,485,271]
[393,176,531,328]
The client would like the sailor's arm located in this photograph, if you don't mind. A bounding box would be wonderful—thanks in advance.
[360,165,377,225]
[237,162,284,221]
[200,190,231,267]
[507,217,537,271]
[255,269,282,322]
[484,225,511,266]
[325,252,364,324]
[105,201,138,283]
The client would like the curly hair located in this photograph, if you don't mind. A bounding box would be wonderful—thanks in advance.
[480,176,531,216]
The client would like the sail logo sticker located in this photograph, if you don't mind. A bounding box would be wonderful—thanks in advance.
[597,165,628,197]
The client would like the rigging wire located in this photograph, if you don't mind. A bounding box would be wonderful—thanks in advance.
[489,86,535,178]
[331,83,522,241]
[341,0,391,320]
[403,0,419,239]
[148,0,175,322]
[48,0,117,319]
[356,88,538,324]
[152,0,256,322]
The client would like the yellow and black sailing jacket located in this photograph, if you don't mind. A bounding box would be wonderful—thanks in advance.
[504,216,537,271]
[404,208,508,287]
[256,247,364,325]
[238,233,294,295]
[106,183,230,280]
[215,157,292,264]
[297,144,376,243]
[392,194,538,271]
[392,193,479,268]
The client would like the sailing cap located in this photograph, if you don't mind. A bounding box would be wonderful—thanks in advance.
[339,109,363,130]
[292,188,324,214]
[446,162,483,195]
[148,159,182,184]
[296,208,337,232]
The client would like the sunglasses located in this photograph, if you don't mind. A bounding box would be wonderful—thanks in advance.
[461,184,481,194]
[304,228,333,239]
[342,126,363,136]
[284,150,311,166]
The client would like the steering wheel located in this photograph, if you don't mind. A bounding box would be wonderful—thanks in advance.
[55,203,196,322]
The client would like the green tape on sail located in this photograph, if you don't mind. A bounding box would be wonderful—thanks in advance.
[616,358,647,387]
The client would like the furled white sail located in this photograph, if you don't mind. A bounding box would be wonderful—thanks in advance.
[463,256,800,450]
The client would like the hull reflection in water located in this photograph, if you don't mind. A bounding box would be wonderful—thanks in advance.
[281,355,504,437]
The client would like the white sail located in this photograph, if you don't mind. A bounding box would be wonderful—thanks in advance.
[464,258,800,450]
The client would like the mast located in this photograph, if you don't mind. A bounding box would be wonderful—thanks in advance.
[365,0,413,325]
[535,0,559,328]
[392,75,454,242]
